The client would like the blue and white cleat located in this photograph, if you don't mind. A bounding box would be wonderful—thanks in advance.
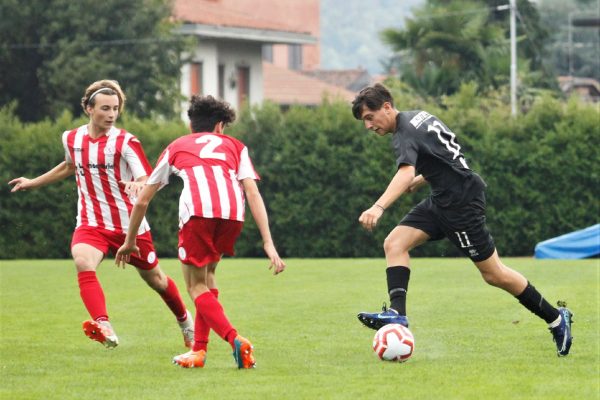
[550,303,573,357]
[357,304,409,330]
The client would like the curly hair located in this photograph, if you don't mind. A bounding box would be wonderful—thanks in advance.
[81,80,126,115]
[187,95,236,133]
[351,83,394,120]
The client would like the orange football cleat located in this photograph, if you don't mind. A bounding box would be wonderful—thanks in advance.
[233,335,255,369]
[172,350,207,368]
[82,320,119,348]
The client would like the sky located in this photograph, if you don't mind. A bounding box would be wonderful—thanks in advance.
[320,0,425,74]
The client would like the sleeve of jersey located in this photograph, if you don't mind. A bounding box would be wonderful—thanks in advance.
[393,129,419,169]
[62,131,72,163]
[123,137,153,179]
[237,146,260,180]
[147,148,172,190]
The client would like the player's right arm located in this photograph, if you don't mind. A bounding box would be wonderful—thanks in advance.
[359,165,415,232]
[9,161,75,192]
[114,182,161,268]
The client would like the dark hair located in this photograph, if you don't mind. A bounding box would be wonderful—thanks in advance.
[351,83,394,119]
[187,95,236,133]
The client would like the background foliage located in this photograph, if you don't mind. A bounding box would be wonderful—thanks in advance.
[0,0,191,122]
[380,0,561,97]
[1,86,598,259]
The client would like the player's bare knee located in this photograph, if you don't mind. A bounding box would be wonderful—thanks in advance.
[481,271,501,287]
[383,235,409,257]
[480,268,510,288]
[73,257,95,272]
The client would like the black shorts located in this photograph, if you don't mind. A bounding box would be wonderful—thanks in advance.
[399,192,495,262]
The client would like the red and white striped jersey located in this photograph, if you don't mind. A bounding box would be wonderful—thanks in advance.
[148,132,259,227]
[62,125,152,234]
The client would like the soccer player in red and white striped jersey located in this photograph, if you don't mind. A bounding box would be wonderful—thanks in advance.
[9,80,193,349]
[116,95,286,369]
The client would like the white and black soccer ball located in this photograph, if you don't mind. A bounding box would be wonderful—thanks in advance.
[372,323,415,362]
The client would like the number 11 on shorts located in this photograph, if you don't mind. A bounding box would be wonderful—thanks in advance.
[455,231,471,248]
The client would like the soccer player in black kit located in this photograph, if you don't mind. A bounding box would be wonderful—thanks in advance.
[352,83,573,357]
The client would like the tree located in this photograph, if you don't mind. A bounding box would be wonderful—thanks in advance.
[381,0,557,97]
[0,0,191,122]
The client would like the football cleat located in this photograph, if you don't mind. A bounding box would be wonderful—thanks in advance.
[357,303,409,330]
[172,350,206,368]
[178,310,195,349]
[549,302,574,357]
[82,320,119,348]
[232,335,255,369]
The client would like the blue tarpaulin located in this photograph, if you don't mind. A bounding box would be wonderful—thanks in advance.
[534,224,600,259]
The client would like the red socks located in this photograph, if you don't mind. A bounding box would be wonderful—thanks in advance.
[78,272,187,329]
[77,271,108,321]
[193,288,219,351]
[193,290,237,350]
[159,277,188,321]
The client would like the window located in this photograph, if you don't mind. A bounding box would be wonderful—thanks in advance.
[262,45,273,62]
[190,62,203,95]
[288,44,303,70]
[237,66,250,106]
[218,64,225,99]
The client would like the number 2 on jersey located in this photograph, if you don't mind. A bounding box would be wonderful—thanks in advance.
[196,135,226,161]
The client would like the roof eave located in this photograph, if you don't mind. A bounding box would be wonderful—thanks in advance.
[176,23,317,45]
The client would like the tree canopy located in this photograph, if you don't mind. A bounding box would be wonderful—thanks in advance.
[0,0,191,122]
[381,0,558,97]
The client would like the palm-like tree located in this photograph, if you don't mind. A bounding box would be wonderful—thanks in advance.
[381,0,536,97]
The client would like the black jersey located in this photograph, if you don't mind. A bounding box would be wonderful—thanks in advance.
[391,111,486,208]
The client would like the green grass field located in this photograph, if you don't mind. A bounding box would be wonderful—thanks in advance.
[1,258,598,400]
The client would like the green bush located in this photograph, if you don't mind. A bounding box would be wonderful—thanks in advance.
[1,90,598,259]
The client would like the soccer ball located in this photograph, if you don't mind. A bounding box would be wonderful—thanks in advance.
[372,324,415,362]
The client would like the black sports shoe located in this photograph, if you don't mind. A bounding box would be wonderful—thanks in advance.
[549,302,573,357]
[357,303,409,330]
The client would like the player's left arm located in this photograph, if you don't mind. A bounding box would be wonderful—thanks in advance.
[114,182,160,267]
[242,178,286,275]
[359,165,415,232]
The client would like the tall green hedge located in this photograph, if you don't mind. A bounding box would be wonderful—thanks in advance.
[1,89,598,260]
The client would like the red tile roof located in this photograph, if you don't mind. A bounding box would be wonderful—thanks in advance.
[263,62,355,106]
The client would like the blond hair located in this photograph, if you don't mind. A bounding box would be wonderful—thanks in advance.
[81,80,126,115]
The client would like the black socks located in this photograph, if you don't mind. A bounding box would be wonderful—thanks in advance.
[386,266,410,316]
[515,282,560,324]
